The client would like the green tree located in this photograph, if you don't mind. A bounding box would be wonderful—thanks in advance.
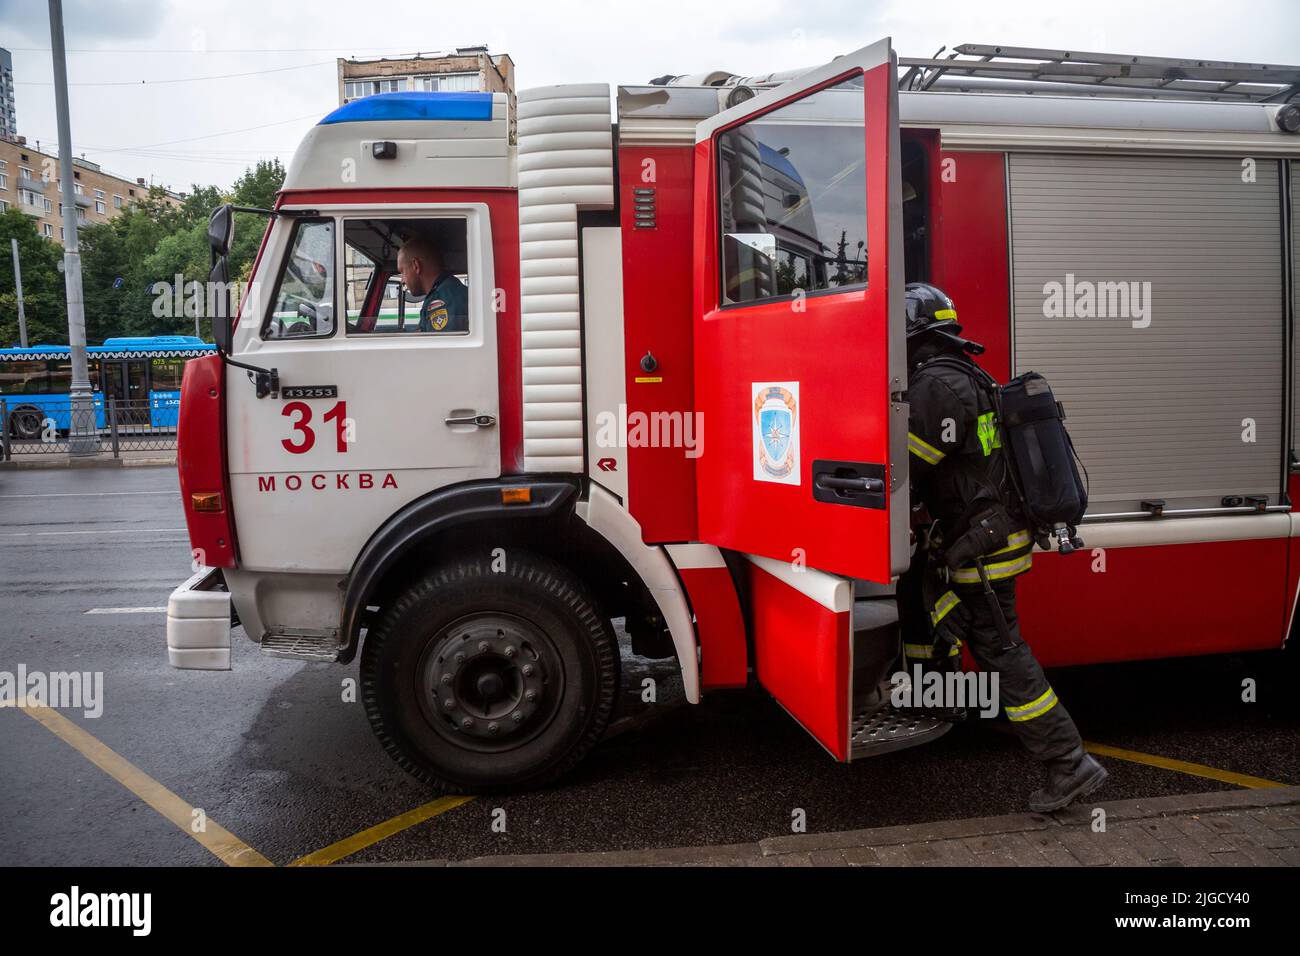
[75,160,286,343]
[229,159,286,282]
[0,210,68,345]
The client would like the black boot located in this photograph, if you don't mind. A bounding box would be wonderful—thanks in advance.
[1028,745,1108,813]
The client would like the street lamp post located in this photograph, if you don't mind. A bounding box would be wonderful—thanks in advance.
[48,0,97,456]
[11,238,28,348]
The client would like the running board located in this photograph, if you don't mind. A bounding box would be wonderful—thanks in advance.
[850,702,952,758]
[260,632,341,662]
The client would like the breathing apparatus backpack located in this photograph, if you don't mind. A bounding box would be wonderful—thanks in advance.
[920,357,1089,555]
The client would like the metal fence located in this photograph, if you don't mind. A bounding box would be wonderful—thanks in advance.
[0,397,178,459]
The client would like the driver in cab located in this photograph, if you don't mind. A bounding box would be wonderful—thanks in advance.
[396,237,469,333]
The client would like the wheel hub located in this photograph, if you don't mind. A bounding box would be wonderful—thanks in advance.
[421,616,557,746]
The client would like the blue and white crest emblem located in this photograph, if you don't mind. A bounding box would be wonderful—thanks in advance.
[752,383,800,484]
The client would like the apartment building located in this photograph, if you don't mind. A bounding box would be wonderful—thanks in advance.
[0,49,16,143]
[337,46,516,135]
[0,136,175,240]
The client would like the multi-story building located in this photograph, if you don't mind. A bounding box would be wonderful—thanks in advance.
[337,47,515,134]
[0,49,16,143]
[0,136,178,240]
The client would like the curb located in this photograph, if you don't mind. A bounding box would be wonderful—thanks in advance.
[1,456,174,469]
[400,785,1300,868]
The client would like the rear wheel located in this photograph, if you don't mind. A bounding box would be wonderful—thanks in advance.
[360,551,620,793]
[9,406,43,441]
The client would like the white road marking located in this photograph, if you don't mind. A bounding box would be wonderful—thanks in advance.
[0,491,178,499]
[85,606,168,615]
[0,528,186,537]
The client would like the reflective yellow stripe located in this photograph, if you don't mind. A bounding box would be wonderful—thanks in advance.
[905,641,962,660]
[933,309,957,320]
[1006,686,1059,722]
[990,529,1031,556]
[930,590,960,626]
[951,552,1033,585]
[908,432,945,465]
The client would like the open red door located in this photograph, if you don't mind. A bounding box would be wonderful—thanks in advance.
[693,38,907,584]
[692,39,908,760]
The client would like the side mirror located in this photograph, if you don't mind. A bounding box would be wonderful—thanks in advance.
[208,204,235,351]
[210,256,232,353]
[208,204,234,257]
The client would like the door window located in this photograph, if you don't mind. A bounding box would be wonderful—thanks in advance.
[718,75,867,306]
[263,218,336,339]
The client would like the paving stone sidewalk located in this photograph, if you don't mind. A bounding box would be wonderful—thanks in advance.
[417,785,1300,867]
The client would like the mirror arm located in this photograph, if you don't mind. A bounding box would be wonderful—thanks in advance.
[219,352,279,399]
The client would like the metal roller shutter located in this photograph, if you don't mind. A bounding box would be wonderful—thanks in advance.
[1293,160,1299,461]
[1008,153,1285,516]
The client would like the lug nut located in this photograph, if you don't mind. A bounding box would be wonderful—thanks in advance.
[454,653,465,665]
[521,664,534,677]
[487,722,499,735]
[511,712,523,723]
[503,646,516,658]
[461,718,473,729]
[440,674,452,685]
[478,641,490,653]
[525,690,537,702]
[444,698,456,710]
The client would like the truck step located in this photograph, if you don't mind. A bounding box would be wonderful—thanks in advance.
[850,702,952,759]
[260,632,341,663]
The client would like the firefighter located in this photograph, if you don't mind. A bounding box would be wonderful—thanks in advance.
[902,282,1108,813]
[396,236,469,333]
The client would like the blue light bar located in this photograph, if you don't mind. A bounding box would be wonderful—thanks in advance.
[319,91,494,125]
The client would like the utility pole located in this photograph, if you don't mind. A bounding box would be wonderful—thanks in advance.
[11,238,28,348]
[48,0,96,455]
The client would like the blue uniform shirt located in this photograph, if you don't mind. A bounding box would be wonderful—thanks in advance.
[417,271,469,333]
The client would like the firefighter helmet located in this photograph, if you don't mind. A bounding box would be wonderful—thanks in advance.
[904,282,984,355]
[904,282,960,337]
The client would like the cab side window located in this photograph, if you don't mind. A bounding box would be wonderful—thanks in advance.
[717,75,868,306]
[263,219,336,339]
[343,218,470,335]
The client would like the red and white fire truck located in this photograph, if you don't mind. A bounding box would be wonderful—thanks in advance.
[167,39,1300,792]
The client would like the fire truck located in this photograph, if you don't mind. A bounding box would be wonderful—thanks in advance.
[167,40,1300,792]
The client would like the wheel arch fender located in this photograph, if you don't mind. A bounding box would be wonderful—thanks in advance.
[577,484,702,704]
[338,478,580,662]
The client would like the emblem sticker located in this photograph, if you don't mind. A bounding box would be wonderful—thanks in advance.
[752,382,800,484]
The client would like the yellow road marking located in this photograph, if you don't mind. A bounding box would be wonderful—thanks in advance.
[1082,741,1288,790]
[6,700,273,866]
[289,796,475,866]
[986,722,1287,788]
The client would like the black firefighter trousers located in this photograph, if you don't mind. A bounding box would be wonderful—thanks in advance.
[953,577,1082,763]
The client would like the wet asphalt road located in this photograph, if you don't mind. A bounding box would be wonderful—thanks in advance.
[1,465,1297,866]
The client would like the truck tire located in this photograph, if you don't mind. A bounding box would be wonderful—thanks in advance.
[359,551,620,793]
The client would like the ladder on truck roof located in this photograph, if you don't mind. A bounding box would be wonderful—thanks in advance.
[899,43,1300,103]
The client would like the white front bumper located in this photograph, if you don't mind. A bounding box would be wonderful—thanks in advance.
[166,567,233,670]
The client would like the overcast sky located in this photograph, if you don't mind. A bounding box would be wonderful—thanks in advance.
[0,0,1296,192]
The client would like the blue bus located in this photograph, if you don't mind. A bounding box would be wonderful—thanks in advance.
[0,336,216,439]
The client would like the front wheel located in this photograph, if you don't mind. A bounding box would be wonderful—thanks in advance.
[360,551,620,793]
